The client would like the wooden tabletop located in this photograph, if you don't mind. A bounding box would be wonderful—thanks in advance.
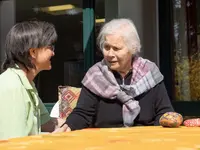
[0,126,200,150]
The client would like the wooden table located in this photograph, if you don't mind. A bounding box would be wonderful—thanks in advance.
[0,126,200,150]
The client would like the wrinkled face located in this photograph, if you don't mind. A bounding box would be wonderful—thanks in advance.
[30,45,55,71]
[103,34,133,73]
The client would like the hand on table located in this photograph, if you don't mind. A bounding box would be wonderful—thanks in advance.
[56,118,66,128]
[52,124,71,133]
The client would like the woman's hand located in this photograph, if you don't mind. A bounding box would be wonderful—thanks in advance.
[52,124,71,133]
[41,118,69,132]
[56,118,66,129]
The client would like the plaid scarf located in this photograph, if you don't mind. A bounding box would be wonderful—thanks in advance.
[82,57,164,127]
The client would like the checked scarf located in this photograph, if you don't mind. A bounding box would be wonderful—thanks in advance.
[82,57,163,126]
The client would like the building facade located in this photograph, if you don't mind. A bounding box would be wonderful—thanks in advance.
[0,0,200,115]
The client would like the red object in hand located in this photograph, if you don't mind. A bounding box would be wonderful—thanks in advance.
[183,118,200,127]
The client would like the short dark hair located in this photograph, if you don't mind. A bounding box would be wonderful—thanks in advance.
[2,20,57,71]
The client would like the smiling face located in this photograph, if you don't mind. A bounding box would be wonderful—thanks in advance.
[103,34,133,75]
[30,45,55,72]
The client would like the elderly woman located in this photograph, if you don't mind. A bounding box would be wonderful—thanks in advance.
[0,21,67,140]
[60,18,174,131]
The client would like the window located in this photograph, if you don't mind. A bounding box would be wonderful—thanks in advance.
[172,0,200,101]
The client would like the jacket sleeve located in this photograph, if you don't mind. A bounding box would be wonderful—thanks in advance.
[154,81,174,125]
[65,86,99,130]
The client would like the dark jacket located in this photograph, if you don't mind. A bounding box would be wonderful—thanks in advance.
[65,71,174,130]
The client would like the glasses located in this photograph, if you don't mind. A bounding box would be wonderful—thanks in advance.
[47,45,55,51]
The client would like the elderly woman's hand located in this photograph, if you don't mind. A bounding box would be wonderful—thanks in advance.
[52,124,71,133]
[56,118,66,128]
[41,118,69,132]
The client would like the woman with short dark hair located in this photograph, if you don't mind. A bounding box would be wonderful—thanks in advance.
[0,20,66,140]
[2,21,57,71]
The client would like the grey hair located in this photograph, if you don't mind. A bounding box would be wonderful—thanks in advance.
[97,18,141,55]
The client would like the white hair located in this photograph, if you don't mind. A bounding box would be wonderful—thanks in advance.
[97,18,141,55]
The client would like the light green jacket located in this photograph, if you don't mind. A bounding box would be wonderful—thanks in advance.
[0,66,50,140]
